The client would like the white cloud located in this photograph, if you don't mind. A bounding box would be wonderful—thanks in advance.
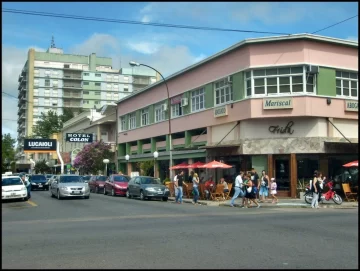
[127,41,161,55]
[193,53,207,63]
[141,15,151,23]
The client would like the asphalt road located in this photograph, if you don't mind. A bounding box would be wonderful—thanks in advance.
[2,190,358,269]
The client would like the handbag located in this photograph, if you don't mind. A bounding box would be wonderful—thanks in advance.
[246,187,252,193]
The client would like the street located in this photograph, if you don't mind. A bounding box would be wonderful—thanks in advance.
[2,191,358,269]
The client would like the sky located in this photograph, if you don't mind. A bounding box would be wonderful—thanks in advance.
[2,2,359,140]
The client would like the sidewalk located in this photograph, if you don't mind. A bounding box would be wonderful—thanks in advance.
[168,197,358,209]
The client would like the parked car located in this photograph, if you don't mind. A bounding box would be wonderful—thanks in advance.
[104,174,130,196]
[2,176,28,201]
[80,175,91,183]
[89,175,107,193]
[49,174,90,200]
[29,174,49,191]
[127,176,170,201]
[45,174,54,181]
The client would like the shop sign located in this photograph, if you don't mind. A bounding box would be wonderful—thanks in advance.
[66,133,93,143]
[345,100,358,112]
[214,105,228,118]
[24,139,57,152]
[263,97,293,110]
[269,121,294,135]
[171,95,182,105]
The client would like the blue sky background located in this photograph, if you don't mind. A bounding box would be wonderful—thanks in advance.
[2,2,358,138]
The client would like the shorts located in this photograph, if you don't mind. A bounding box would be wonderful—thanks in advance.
[270,190,277,195]
[259,186,268,196]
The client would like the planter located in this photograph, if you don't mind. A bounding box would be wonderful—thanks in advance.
[299,191,306,200]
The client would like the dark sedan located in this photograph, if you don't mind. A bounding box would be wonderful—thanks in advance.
[104,175,130,196]
[127,176,170,201]
[29,174,49,190]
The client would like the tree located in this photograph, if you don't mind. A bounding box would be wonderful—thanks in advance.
[34,159,51,174]
[2,133,16,173]
[139,161,154,176]
[32,110,63,139]
[73,140,112,174]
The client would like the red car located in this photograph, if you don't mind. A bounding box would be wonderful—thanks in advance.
[104,175,130,196]
[89,175,108,193]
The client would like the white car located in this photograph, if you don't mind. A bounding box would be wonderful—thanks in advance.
[2,176,28,201]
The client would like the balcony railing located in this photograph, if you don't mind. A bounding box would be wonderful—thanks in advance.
[63,75,82,80]
[63,93,82,99]
[132,78,150,85]
[63,102,82,108]
[63,84,82,89]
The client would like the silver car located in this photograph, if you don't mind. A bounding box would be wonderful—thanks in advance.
[49,175,90,200]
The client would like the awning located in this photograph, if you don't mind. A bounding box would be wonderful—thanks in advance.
[199,144,241,149]
[324,141,358,153]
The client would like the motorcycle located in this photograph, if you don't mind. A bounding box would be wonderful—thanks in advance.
[304,181,342,205]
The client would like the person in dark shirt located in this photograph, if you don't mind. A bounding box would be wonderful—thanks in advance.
[251,168,260,200]
[175,170,188,204]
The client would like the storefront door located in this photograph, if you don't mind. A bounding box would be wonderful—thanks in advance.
[273,155,291,197]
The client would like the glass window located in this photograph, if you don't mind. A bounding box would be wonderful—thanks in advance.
[95,73,101,77]
[95,83,101,86]
[141,108,149,126]
[45,79,50,87]
[120,116,126,131]
[336,70,358,98]
[191,88,205,112]
[83,82,89,85]
[95,92,101,95]
[214,78,233,105]
[128,113,136,129]
[83,73,89,76]
[171,103,183,118]
[155,104,165,122]
[83,91,89,95]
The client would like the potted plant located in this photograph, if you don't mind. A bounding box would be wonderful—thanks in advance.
[297,179,307,199]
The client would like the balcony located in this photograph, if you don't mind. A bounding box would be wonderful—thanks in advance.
[63,84,82,90]
[18,75,23,82]
[20,76,27,85]
[63,93,83,99]
[63,75,82,81]
[132,77,150,85]
[19,104,27,111]
[63,102,82,108]
[21,68,26,76]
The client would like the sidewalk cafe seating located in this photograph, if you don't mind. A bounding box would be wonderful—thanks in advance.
[184,183,193,198]
[211,184,225,201]
[224,183,233,200]
[342,183,357,202]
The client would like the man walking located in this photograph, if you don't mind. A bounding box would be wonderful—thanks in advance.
[251,168,260,200]
[174,170,187,204]
[21,175,31,199]
[230,171,244,207]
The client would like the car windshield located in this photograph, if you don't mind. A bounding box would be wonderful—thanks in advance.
[113,176,130,182]
[11,173,21,177]
[2,178,23,186]
[97,176,107,181]
[46,175,53,178]
[31,175,47,181]
[141,177,161,185]
[60,176,83,183]
[81,176,91,181]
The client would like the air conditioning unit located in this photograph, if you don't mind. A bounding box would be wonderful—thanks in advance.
[227,76,233,84]
[181,98,188,107]
[161,103,168,111]
[306,65,319,74]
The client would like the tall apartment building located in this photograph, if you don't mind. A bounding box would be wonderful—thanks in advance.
[16,42,157,169]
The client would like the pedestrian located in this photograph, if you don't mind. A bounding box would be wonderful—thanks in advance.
[241,174,249,207]
[192,172,200,205]
[21,175,31,199]
[204,176,215,200]
[251,168,260,200]
[173,172,179,198]
[230,171,244,207]
[259,170,269,203]
[311,171,322,209]
[244,175,260,208]
[270,177,278,203]
[318,174,326,204]
[174,170,187,204]
[188,170,194,184]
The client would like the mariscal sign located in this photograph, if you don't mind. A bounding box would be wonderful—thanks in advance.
[263,97,293,110]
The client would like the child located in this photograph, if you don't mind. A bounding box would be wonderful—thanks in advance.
[270,177,278,203]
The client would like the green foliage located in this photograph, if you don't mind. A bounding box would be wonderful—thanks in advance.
[34,159,51,174]
[139,160,154,176]
[32,110,63,139]
[2,133,16,173]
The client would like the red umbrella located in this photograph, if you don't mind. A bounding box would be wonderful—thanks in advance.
[169,162,189,170]
[199,160,232,169]
[343,160,358,167]
[186,161,206,169]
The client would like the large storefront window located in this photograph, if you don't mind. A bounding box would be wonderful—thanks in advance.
[245,66,315,97]
[297,156,319,181]
[274,156,290,191]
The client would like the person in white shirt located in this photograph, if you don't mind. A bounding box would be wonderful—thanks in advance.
[230,171,244,207]
[173,173,179,198]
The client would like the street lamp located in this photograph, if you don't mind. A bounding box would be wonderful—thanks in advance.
[129,61,173,179]
[125,154,130,175]
[103,159,110,176]
[153,151,159,177]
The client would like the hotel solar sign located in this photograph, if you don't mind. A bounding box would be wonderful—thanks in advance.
[263,98,293,110]
[66,133,93,143]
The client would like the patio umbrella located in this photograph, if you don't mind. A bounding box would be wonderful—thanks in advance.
[199,160,232,169]
[169,162,189,170]
[186,161,206,168]
[343,160,358,167]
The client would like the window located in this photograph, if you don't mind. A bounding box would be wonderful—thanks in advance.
[95,83,101,86]
[52,80,58,86]
[128,113,136,129]
[95,92,101,95]
[123,76,129,82]
[106,93,111,99]
[44,99,50,106]
[141,108,149,126]
[52,99,58,105]
[113,94,118,100]
[106,75,112,81]
[33,98,39,105]
[34,79,39,86]
[64,64,70,68]
[44,89,50,96]
[150,77,156,84]
[95,101,101,105]
[155,104,165,122]
[95,73,101,77]
[114,75,119,81]
[107,84,111,89]
[191,88,205,112]
[171,103,183,118]
[120,116,126,131]
[246,66,313,96]
[215,77,233,105]
[34,69,39,75]
[83,72,89,76]
[83,82,89,86]
[52,70,58,76]
[83,91,89,95]
[45,70,50,75]
[52,90,58,96]
[336,71,358,98]
[33,108,39,115]
[45,79,50,87]
[83,100,89,104]
[33,89,39,96]
[113,84,119,89]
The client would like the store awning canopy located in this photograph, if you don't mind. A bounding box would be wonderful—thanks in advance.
[199,144,241,149]
[324,141,358,153]
[186,161,206,168]
[343,160,358,167]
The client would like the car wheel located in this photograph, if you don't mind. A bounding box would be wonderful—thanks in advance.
[111,189,115,197]
[162,197,168,202]
[23,197,28,201]
[140,191,146,201]
[126,190,132,199]
[104,187,107,195]
[95,187,99,194]
[84,195,90,199]
[57,190,62,200]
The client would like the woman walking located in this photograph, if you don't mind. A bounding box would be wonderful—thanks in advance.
[259,170,269,203]
[270,177,278,203]
[192,172,200,205]
[244,174,260,208]
[311,171,322,209]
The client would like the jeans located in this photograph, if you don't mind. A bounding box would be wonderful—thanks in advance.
[231,187,243,205]
[193,186,199,203]
[27,186,31,199]
[175,187,183,203]
[311,192,319,208]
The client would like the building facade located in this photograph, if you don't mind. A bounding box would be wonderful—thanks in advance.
[116,34,358,197]
[16,43,157,170]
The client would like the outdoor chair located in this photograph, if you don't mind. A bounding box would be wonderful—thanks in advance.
[224,183,233,200]
[199,183,205,200]
[211,184,225,201]
[342,183,357,202]
[184,183,193,198]
[169,182,175,197]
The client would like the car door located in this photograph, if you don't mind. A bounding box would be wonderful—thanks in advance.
[133,177,141,196]
[89,176,95,191]
[52,176,59,193]
[105,176,112,193]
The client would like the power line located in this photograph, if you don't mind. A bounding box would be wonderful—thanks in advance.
[311,15,358,34]
[2,8,292,35]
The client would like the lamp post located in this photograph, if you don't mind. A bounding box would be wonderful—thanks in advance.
[153,151,159,178]
[103,159,110,176]
[125,154,130,175]
[129,61,173,179]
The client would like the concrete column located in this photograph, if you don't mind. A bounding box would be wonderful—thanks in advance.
[137,140,143,155]
[126,162,132,176]
[290,153,297,198]
[267,154,273,179]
